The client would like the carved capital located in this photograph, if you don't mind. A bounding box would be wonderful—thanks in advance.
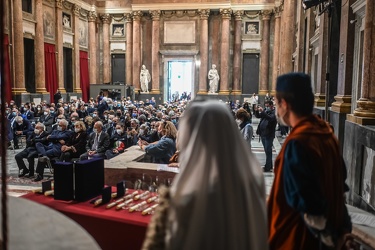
[150,10,161,21]
[55,0,63,9]
[198,9,210,20]
[101,14,111,24]
[233,10,244,21]
[220,8,232,19]
[261,10,272,20]
[88,11,97,22]
[132,11,143,21]
[124,13,132,23]
[274,6,282,18]
[73,5,81,16]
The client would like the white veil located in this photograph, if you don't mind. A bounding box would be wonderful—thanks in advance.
[166,100,268,250]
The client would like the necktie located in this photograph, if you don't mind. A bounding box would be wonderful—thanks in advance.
[92,133,99,150]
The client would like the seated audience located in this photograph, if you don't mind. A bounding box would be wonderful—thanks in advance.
[12,116,33,149]
[15,122,49,178]
[142,100,267,250]
[138,121,176,164]
[39,108,55,133]
[80,121,110,160]
[59,121,88,162]
[105,123,127,159]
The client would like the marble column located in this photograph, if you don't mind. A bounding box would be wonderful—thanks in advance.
[73,5,82,93]
[331,0,356,114]
[88,11,97,84]
[232,10,243,95]
[132,11,143,91]
[12,0,26,95]
[56,0,65,93]
[150,10,161,94]
[125,13,133,86]
[259,10,272,95]
[34,0,47,93]
[314,12,329,107]
[349,0,375,125]
[101,14,111,84]
[198,9,210,94]
[280,0,296,74]
[219,8,231,95]
[271,7,282,95]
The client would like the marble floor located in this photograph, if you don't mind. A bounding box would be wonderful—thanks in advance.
[0,117,280,197]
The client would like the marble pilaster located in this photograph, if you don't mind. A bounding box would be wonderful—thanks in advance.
[101,14,111,84]
[219,8,231,95]
[280,0,296,74]
[73,5,82,93]
[198,9,210,94]
[348,0,375,125]
[150,10,161,94]
[331,0,356,114]
[35,0,47,93]
[259,10,272,95]
[12,0,26,94]
[88,11,97,84]
[271,7,281,95]
[125,13,133,86]
[132,11,143,90]
[232,10,243,95]
[56,0,65,93]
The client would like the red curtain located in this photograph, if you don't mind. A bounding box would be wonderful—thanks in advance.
[80,51,90,102]
[44,43,57,102]
[3,35,12,102]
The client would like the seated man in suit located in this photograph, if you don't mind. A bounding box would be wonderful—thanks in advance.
[80,121,110,160]
[33,119,73,182]
[15,123,49,178]
[105,123,127,159]
[12,116,33,149]
[23,103,34,121]
[39,108,55,134]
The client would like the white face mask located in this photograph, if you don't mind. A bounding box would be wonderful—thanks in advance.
[74,128,81,133]
[116,129,123,134]
[34,129,40,134]
[93,128,98,134]
[108,120,113,124]
[275,105,288,127]
[139,129,145,134]
[57,126,63,131]
[44,112,48,115]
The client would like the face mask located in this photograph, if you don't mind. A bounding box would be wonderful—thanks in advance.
[44,112,48,115]
[72,122,76,125]
[139,129,144,134]
[104,115,108,119]
[93,128,98,134]
[109,105,113,108]
[117,104,121,107]
[34,129,40,134]
[116,129,123,134]
[50,111,54,114]
[84,107,88,110]
[24,108,28,111]
[275,106,288,127]
[37,107,41,111]
[74,128,81,133]
[127,134,131,138]
[92,114,97,117]
[57,126,62,131]
[108,120,113,124]
[117,113,121,117]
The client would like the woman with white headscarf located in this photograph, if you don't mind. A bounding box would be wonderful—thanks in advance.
[142,100,268,250]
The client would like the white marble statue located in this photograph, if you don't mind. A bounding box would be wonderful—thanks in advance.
[208,64,220,93]
[140,65,151,93]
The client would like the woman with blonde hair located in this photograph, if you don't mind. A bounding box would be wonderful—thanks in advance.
[59,121,88,162]
[138,121,176,164]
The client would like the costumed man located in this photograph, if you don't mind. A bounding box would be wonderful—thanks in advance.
[268,73,352,250]
[15,123,49,178]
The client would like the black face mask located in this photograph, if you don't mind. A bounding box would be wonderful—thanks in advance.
[117,113,121,117]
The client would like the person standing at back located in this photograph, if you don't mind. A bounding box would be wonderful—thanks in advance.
[255,100,277,172]
[268,72,352,250]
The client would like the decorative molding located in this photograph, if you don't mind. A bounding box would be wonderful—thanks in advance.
[111,14,125,22]
[88,11,97,22]
[132,11,143,21]
[132,3,230,11]
[100,14,111,24]
[150,10,161,21]
[244,11,260,19]
[62,0,73,10]
[124,13,132,23]
[198,9,210,20]
[274,6,282,18]
[261,10,272,20]
[233,10,244,21]
[56,0,63,9]
[220,8,232,19]
[73,5,81,16]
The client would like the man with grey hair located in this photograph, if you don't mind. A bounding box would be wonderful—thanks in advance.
[80,121,110,160]
[33,119,72,181]
[15,122,49,178]
[12,115,32,149]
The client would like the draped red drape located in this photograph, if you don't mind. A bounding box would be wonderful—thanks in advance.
[3,35,12,102]
[79,51,90,102]
[44,43,57,102]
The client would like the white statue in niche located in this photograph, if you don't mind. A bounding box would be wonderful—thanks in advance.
[140,65,151,93]
[208,64,220,93]
[113,26,124,36]
[246,23,258,34]
[63,14,70,28]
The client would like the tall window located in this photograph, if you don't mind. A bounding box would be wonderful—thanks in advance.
[22,0,32,13]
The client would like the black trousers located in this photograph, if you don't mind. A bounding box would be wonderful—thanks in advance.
[15,147,38,174]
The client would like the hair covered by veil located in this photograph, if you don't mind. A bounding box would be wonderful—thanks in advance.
[166,100,268,250]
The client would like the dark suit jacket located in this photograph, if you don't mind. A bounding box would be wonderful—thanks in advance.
[24,111,35,121]
[86,131,110,154]
[39,114,55,133]
[12,119,33,136]
[26,131,49,148]
[67,132,88,155]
